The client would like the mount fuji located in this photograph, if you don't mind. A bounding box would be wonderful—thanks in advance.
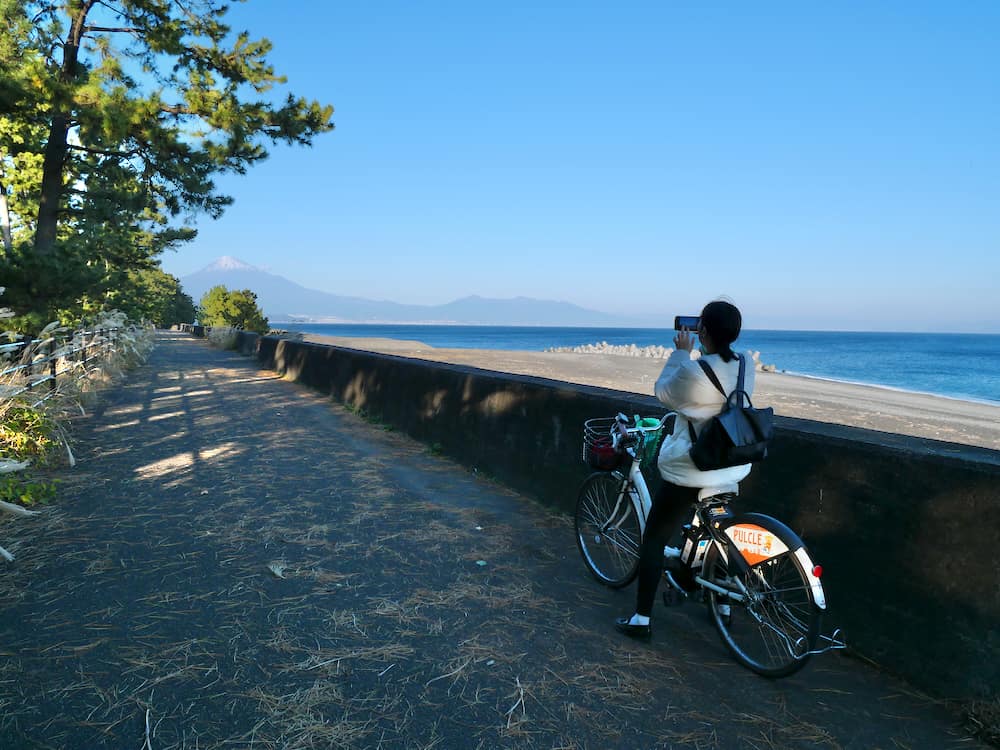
[179,257,636,326]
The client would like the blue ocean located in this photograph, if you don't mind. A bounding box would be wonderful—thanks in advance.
[281,324,1000,405]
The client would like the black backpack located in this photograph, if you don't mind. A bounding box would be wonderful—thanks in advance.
[688,354,774,471]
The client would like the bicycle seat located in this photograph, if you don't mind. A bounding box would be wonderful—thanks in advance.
[698,484,738,501]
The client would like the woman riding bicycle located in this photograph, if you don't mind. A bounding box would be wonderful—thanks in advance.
[615,299,757,639]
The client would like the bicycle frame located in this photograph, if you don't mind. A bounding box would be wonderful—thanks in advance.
[685,503,825,607]
[603,411,828,613]
[625,453,654,529]
[685,501,845,658]
[599,411,670,536]
[588,457,652,549]
[578,412,847,668]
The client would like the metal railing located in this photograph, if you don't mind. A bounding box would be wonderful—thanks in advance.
[0,328,123,408]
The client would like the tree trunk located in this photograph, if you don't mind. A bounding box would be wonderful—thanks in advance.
[0,173,12,255]
[32,5,92,258]
[32,113,70,256]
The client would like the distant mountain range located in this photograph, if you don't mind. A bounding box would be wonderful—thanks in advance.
[179,256,638,326]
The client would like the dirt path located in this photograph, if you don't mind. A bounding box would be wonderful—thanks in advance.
[0,331,986,748]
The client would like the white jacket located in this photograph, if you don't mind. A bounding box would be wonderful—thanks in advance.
[654,349,757,488]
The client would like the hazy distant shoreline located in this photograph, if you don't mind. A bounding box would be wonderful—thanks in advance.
[276,320,999,335]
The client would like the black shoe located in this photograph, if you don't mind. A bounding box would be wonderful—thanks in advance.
[614,616,652,640]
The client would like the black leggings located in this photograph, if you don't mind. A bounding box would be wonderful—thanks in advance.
[635,480,700,617]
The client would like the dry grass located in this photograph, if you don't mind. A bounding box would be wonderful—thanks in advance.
[966,698,1000,747]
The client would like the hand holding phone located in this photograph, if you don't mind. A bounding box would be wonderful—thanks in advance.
[674,329,695,352]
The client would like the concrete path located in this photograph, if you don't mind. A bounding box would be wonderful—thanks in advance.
[0,331,987,749]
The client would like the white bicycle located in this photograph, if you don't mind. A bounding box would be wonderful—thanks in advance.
[575,412,844,677]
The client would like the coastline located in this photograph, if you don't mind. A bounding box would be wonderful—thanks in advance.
[764,369,1000,409]
[300,333,1000,451]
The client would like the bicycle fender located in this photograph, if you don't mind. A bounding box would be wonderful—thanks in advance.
[718,512,827,610]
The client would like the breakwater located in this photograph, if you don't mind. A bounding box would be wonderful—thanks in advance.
[181,325,999,704]
[543,342,778,371]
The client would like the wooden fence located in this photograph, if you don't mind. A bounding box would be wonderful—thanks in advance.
[0,328,123,408]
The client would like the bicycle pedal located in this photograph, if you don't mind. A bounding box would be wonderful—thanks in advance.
[662,588,687,607]
[663,569,691,592]
[661,570,689,606]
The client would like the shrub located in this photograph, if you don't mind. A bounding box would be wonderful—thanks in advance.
[0,405,59,463]
[1,293,155,513]
[0,474,57,506]
[198,286,269,334]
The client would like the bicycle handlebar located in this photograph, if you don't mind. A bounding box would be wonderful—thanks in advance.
[616,411,676,434]
[611,411,677,451]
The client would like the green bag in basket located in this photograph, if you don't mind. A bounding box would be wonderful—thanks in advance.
[635,417,663,466]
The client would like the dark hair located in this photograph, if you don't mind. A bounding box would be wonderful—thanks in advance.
[700,300,742,362]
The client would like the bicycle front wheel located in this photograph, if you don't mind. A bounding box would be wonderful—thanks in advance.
[703,515,821,678]
[575,472,641,588]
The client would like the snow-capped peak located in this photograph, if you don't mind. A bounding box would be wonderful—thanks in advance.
[203,256,258,272]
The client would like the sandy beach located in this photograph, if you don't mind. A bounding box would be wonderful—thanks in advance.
[301,334,1000,452]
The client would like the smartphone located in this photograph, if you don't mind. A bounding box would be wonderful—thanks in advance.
[673,315,700,331]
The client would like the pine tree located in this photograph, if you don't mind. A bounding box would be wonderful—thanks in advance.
[0,0,334,325]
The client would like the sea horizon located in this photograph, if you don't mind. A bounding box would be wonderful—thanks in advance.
[274,319,999,336]
[276,322,1000,406]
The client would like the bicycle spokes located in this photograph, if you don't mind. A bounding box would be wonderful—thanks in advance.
[575,473,642,588]
[740,556,816,659]
[747,596,813,660]
[706,544,823,677]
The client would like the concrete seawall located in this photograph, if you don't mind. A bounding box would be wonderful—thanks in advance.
[184,327,999,702]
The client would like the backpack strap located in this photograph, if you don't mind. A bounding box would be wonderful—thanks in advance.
[696,359,727,397]
[704,354,748,403]
[688,358,725,443]
[688,355,746,442]
[734,353,747,406]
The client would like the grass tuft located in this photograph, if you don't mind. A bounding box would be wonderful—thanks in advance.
[966,698,1000,747]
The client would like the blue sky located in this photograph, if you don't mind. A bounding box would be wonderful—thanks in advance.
[158,1,999,333]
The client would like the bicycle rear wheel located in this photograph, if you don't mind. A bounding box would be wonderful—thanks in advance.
[575,472,641,588]
[703,516,821,678]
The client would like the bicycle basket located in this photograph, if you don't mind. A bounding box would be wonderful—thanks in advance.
[582,417,624,471]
